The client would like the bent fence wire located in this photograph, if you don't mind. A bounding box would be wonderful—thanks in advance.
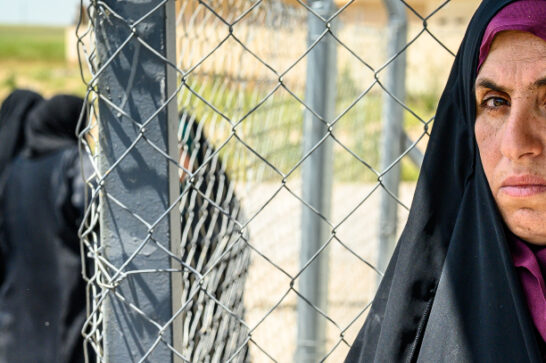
[76,0,469,361]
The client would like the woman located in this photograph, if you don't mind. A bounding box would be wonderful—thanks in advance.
[0,95,90,363]
[346,1,546,362]
[0,89,43,286]
[178,112,250,362]
[0,89,43,184]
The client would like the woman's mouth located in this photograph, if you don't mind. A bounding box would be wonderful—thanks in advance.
[500,175,546,197]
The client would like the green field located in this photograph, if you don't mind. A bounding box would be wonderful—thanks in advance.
[0,25,65,61]
[0,25,85,100]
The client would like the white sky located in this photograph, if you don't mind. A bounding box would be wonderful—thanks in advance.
[0,0,87,26]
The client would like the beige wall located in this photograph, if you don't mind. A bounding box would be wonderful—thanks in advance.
[68,1,477,94]
[65,24,94,65]
[281,0,479,25]
[176,16,469,96]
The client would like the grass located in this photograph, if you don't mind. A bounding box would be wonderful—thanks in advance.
[0,25,65,62]
[0,25,85,101]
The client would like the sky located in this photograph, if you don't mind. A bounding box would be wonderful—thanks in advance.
[0,0,88,26]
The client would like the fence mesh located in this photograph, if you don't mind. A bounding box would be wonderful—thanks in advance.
[76,0,473,361]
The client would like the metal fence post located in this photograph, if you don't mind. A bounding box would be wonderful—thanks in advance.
[378,0,407,275]
[95,0,180,361]
[297,1,337,362]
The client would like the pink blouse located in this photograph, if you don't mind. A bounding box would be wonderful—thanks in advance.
[510,236,546,342]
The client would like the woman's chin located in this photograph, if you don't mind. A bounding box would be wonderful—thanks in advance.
[505,210,546,245]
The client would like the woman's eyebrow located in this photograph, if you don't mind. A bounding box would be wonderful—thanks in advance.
[475,78,509,93]
[534,76,546,88]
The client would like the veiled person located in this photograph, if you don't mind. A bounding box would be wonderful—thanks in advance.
[0,94,91,363]
[0,90,43,286]
[178,112,250,362]
[347,0,546,362]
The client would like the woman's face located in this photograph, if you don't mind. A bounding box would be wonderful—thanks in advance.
[475,31,546,245]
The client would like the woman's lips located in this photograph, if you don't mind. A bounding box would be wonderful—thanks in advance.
[500,175,546,197]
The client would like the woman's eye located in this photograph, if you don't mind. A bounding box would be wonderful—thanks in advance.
[482,97,510,109]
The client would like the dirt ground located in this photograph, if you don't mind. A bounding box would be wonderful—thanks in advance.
[238,181,417,362]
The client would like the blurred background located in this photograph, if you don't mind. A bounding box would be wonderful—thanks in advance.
[0,0,88,101]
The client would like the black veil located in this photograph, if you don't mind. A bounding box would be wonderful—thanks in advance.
[346,0,543,361]
[0,89,43,178]
[24,94,86,157]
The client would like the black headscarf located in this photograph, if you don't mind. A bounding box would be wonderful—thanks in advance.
[178,112,250,362]
[24,94,85,157]
[0,89,43,177]
[346,0,544,362]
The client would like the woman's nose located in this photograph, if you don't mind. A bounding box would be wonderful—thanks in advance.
[500,101,544,162]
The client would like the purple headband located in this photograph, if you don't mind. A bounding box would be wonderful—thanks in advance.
[478,0,546,72]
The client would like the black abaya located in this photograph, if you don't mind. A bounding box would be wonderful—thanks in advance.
[346,1,544,362]
[0,90,44,288]
[0,95,90,363]
[0,90,43,178]
[178,112,250,362]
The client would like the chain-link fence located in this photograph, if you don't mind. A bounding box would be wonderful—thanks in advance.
[76,0,473,361]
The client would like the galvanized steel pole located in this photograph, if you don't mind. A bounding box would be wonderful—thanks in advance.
[378,0,407,276]
[95,0,180,361]
[297,1,337,362]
